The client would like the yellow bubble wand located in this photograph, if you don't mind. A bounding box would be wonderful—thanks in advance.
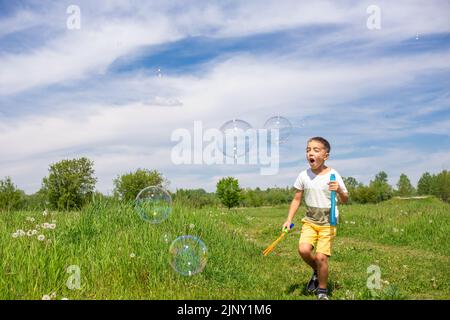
[262,223,294,256]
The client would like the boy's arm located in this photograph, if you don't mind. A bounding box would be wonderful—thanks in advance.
[328,177,349,204]
[283,190,303,228]
[337,188,349,204]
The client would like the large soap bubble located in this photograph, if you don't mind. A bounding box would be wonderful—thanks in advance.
[134,186,172,224]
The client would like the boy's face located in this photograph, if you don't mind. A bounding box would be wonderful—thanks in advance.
[306,140,329,170]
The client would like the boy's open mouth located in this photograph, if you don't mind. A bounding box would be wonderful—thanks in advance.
[309,158,316,164]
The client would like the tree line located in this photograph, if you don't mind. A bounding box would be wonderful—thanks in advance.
[0,157,449,211]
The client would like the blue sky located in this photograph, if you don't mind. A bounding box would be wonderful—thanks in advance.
[0,0,449,194]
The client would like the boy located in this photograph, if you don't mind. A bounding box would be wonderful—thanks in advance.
[282,137,348,300]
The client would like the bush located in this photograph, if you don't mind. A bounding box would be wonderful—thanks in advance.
[42,157,97,210]
[22,189,48,211]
[395,173,415,196]
[113,169,166,201]
[216,177,241,209]
[0,177,24,211]
[173,189,218,208]
[416,170,450,202]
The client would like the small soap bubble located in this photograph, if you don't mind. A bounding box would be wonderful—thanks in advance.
[169,235,207,276]
[263,116,292,144]
[219,119,254,158]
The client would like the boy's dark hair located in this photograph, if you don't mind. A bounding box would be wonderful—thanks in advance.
[308,137,331,153]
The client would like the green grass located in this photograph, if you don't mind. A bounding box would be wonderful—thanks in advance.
[0,197,449,300]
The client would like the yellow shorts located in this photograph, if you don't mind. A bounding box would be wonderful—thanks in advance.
[299,220,337,256]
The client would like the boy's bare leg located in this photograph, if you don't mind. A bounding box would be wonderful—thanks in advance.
[298,243,317,271]
[315,253,328,288]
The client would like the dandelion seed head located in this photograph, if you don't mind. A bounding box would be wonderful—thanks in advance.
[37,235,45,241]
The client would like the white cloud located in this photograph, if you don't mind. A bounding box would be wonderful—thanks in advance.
[1,0,449,194]
[0,15,181,95]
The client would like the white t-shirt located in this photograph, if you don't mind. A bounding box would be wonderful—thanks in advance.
[293,168,348,226]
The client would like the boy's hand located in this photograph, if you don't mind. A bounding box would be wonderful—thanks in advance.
[328,181,340,192]
[282,220,292,231]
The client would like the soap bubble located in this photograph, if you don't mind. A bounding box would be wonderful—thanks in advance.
[219,119,254,159]
[135,186,172,224]
[169,235,208,276]
[263,116,292,144]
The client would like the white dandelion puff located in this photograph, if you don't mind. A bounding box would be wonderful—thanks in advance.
[32,230,38,235]
[50,292,56,299]
[43,209,48,216]
[130,253,136,258]
[26,230,33,237]
[49,224,56,229]
[61,297,69,300]
[42,295,51,300]
[12,232,19,238]
[37,235,45,241]
[43,223,50,229]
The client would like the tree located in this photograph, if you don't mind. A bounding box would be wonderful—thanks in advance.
[23,189,48,211]
[369,171,393,202]
[396,173,415,196]
[350,185,378,204]
[113,169,165,201]
[174,189,218,208]
[417,172,434,195]
[0,177,24,211]
[435,170,450,202]
[373,171,389,184]
[343,177,361,190]
[216,177,241,209]
[42,157,97,210]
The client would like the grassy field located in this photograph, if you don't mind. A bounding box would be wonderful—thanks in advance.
[0,197,449,300]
